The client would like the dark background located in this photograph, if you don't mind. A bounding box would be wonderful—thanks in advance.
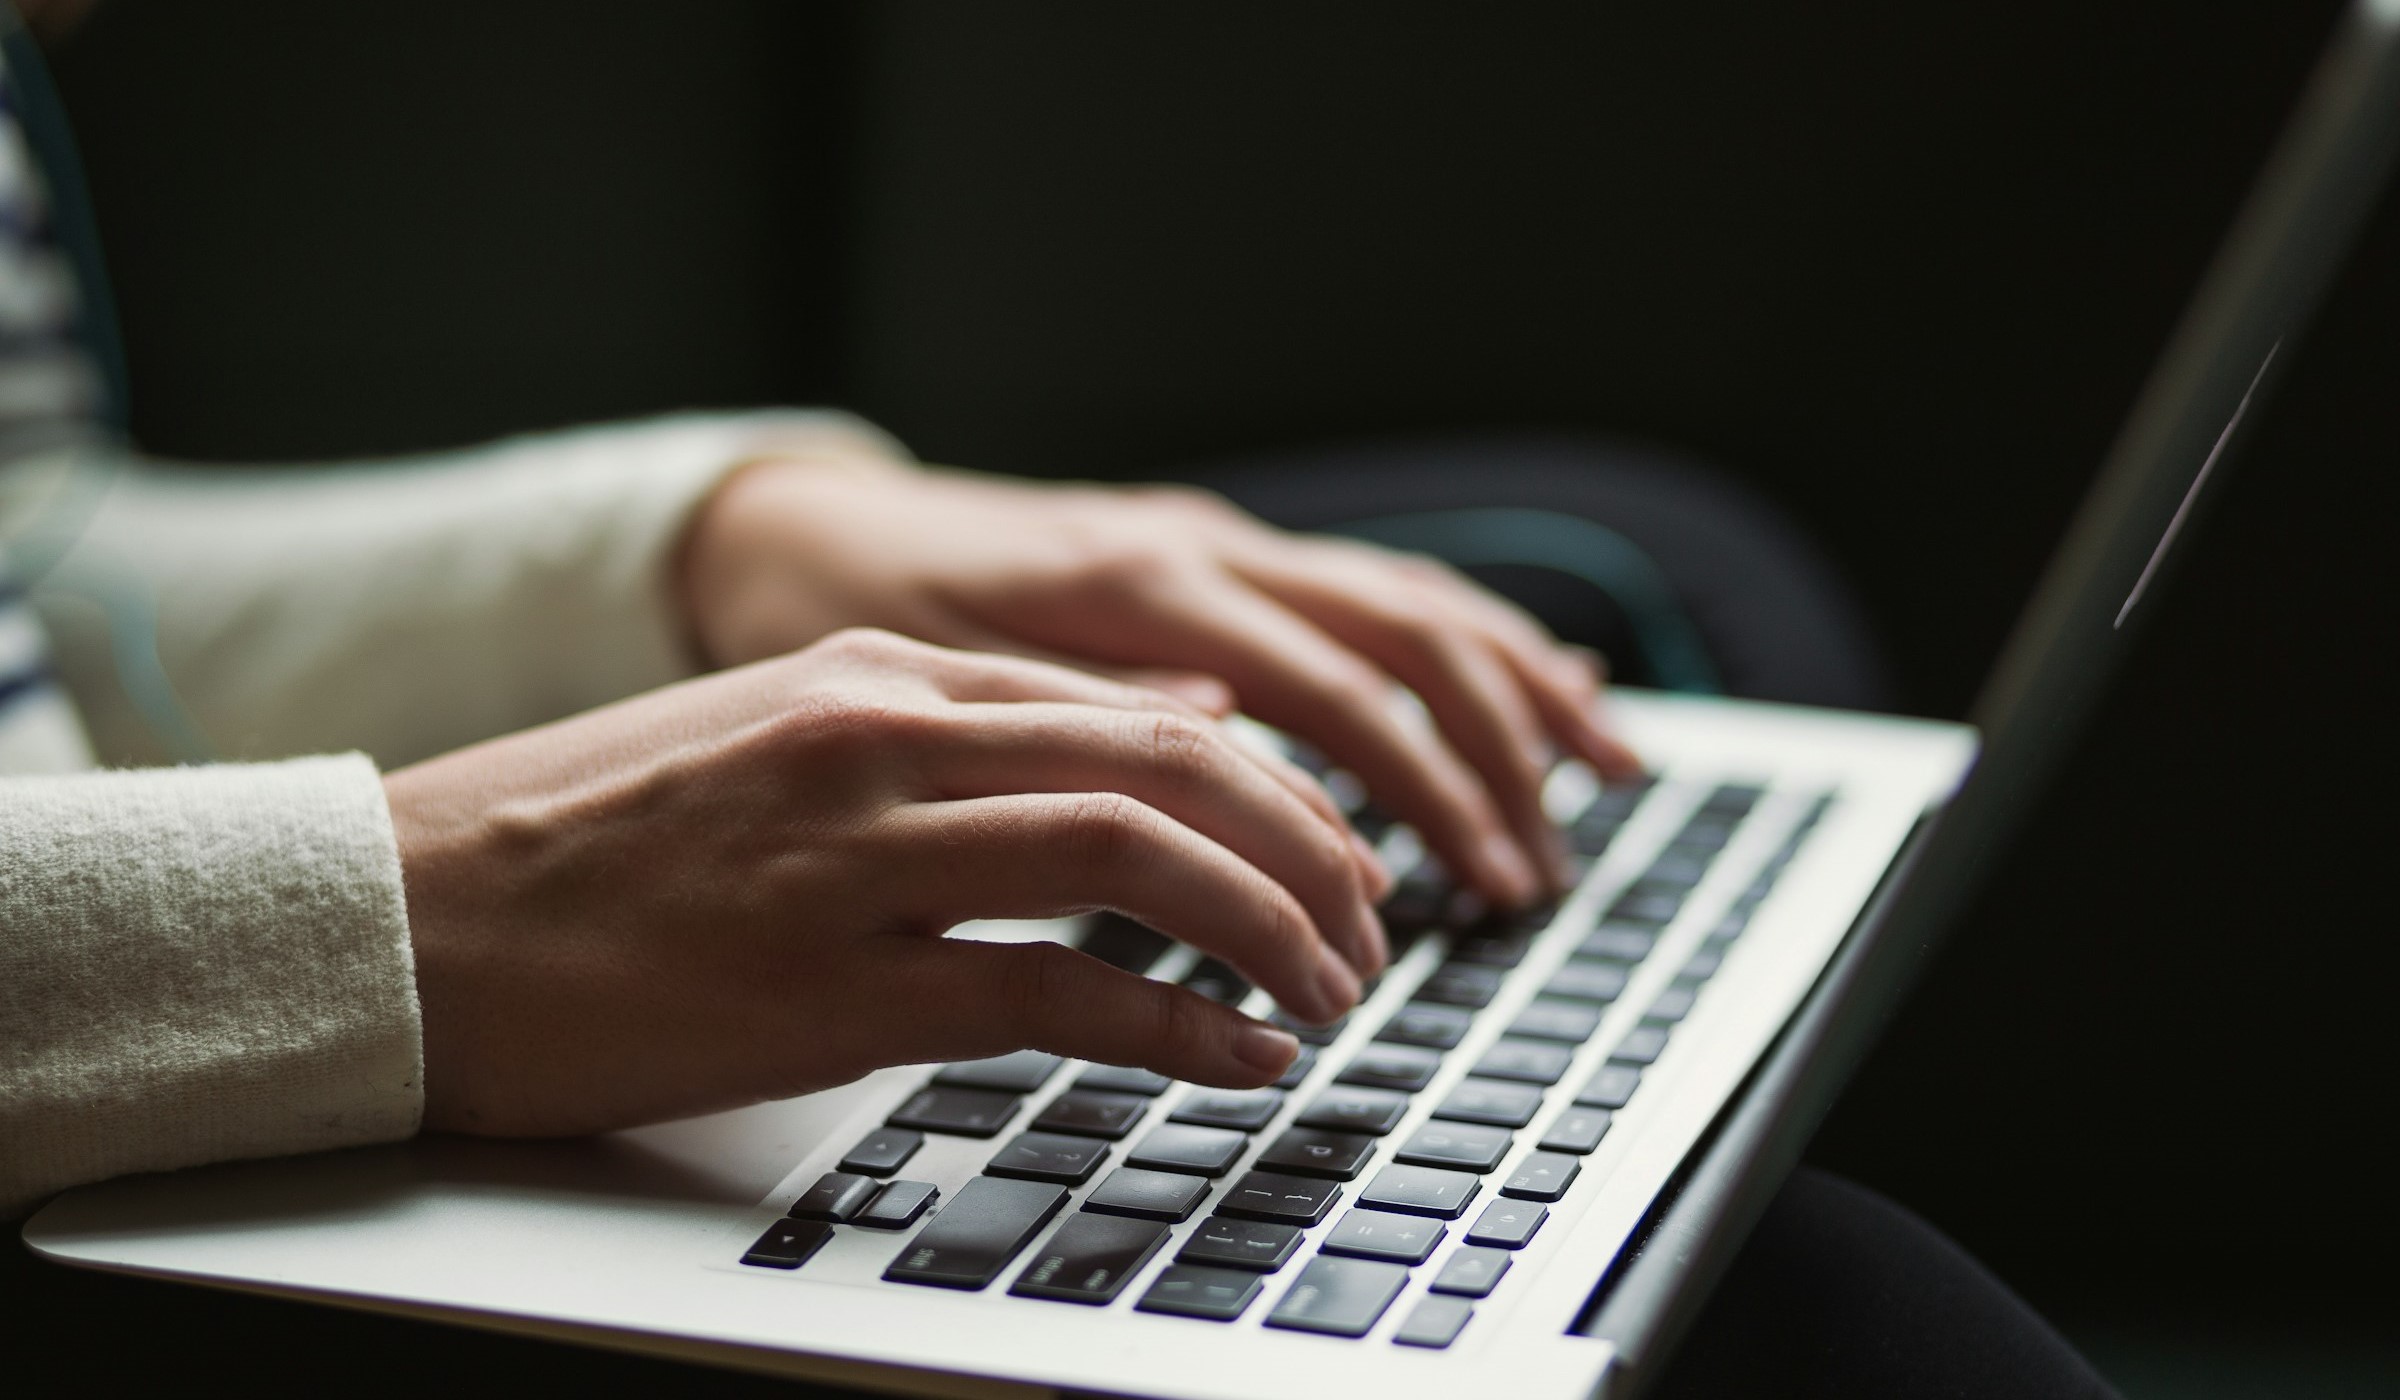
[13,0,2396,1392]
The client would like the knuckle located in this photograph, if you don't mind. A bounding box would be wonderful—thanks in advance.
[766,688,945,765]
[1006,943,1083,1027]
[1150,980,1214,1052]
[1140,712,1221,787]
[1138,482,1241,520]
[1059,791,1156,870]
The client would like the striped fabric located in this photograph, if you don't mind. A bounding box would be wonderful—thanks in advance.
[0,38,98,774]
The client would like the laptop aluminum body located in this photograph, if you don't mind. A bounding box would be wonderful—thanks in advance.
[25,6,2400,1397]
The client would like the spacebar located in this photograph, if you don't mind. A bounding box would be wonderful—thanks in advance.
[883,1175,1067,1290]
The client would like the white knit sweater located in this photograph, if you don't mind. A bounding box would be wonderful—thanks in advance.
[1,408,898,1216]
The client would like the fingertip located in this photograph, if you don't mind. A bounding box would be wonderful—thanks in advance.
[1349,831,1395,900]
[1231,1022,1301,1079]
[1478,831,1544,909]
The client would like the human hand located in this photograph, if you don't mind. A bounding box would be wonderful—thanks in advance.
[680,453,1644,908]
[386,628,1386,1137]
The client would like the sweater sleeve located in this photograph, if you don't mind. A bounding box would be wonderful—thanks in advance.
[0,754,419,1218]
[30,409,905,768]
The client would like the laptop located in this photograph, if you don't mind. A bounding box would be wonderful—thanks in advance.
[25,6,2400,1397]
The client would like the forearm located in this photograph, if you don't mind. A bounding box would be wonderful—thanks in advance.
[31,410,905,767]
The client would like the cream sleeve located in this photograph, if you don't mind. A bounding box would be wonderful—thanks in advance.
[0,755,417,1217]
[30,408,905,767]
[2,408,904,1217]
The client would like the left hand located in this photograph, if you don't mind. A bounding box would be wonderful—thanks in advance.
[678,451,1644,906]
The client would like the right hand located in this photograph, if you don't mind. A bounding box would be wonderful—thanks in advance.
[385,628,1389,1138]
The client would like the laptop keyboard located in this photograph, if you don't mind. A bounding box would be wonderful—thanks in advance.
[741,768,1833,1349]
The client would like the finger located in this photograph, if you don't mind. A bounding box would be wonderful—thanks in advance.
[905,938,1301,1088]
[1114,578,1542,906]
[882,634,1221,717]
[1381,554,1647,779]
[932,615,1241,716]
[885,791,1364,1024]
[1229,556,1568,890]
[923,624,1387,908]
[913,703,1387,976]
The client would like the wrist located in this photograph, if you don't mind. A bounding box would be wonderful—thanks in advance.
[675,447,911,669]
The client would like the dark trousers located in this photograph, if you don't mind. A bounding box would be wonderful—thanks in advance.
[1210,436,2117,1400]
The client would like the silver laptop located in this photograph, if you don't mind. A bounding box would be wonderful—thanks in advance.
[25,7,2400,1397]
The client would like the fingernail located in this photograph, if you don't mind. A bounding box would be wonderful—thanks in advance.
[1314,943,1363,1020]
[1349,831,1395,898]
[1233,1022,1301,1077]
[1353,907,1390,979]
[1482,833,1541,907]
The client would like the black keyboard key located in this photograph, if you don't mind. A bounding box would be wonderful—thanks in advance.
[1078,912,1172,974]
[1081,1167,1211,1223]
[934,1051,1064,1094]
[887,1086,1020,1138]
[1265,1256,1410,1338]
[1274,1042,1320,1090]
[1271,1009,1349,1046]
[1606,886,1686,927]
[1433,1078,1545,1128]
[1256,1127,1377,1180]
[1296,1086,1410,1136]
[1136,1264,1263,1322]
[1393,1294,1475,1349]
[1395,1121,1513,1173]
[1580,926,1658,962]
[1219,1169,1342,1226]
[1680,820,1744,856]
[1538,1106,1614,1155]
[1322,1208,1447,1265]
[1359,1163,1482,1219]
[1180,957,1253,1005]
[838,1126,923,1177]
[1465,1199,1548,1248]
[1429,1245,1511,1297]
[1576,1064,1642,1109]
[1009,1212,1171,1304]
[1645,985,1699,1023]
[1377,1002,1474,1050]
[1700,782,1765,815]
[1509,998,1605,1044]
[1612,1025,1671,1066]
[1075,1063,1173,1096]
[986,1131,1110,1185]
[1169,1087,1284,1132]
[884,1175,1067,1290]
[1472,1038,1575,1086]
[740,1217,831,1269]
[854,1179,939,1229]
[1126,1123,1248,1177]
[1031,1090,1150,1140]
[1449,929,1533,967]
[1177,1216,1305,1272]
[1416,962,1505,1008]
[1501,1151,1582,1202]
[1544,960,1630,1003]
[789,1171,878,1222]
[1641,848,1714,888]
[1336,1043,1442,1093]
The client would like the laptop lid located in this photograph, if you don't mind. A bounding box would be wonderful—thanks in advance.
[1585,0,2400,1385]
